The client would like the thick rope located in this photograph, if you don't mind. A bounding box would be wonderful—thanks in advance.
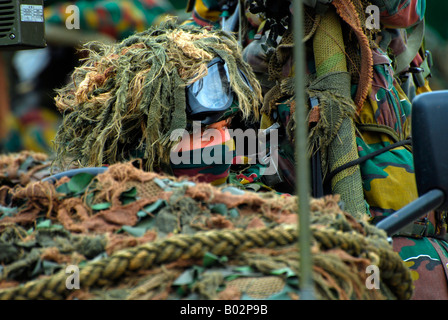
[0,225,412,300]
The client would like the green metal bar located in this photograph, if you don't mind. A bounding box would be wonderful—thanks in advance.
[293,0,315,300]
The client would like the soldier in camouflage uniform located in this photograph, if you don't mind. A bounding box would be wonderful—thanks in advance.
[358,0,448,300]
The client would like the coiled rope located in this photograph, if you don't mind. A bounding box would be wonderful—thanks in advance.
[0,224,413,300]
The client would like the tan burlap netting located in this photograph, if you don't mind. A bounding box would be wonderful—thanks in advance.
[0,153,413,300]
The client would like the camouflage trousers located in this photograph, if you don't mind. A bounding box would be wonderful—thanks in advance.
[393,236,448,300]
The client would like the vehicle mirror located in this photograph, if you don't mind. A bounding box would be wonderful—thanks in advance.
[412,90,448,209]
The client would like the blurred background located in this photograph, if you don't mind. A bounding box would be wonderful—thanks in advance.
[424,1,448,90]
[0,0,447,156]
[0,0,189,155]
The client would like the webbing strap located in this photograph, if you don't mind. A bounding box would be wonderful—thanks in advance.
[395,20,425,75]
[428,238,448,284]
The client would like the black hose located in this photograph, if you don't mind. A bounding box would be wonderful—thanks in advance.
[323,138,412,187]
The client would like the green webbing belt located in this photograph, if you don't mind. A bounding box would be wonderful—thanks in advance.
[395,20,425,75]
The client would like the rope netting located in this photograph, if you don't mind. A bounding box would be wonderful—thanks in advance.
[0,152,413,300]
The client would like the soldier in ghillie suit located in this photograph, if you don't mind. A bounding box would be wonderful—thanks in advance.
[184,0,448,299]
[52,19,263,185]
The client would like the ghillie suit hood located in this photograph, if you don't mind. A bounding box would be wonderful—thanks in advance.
[53,19,262,173]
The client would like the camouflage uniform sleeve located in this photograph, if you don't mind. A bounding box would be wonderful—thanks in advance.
[369,0,425,28]
[187,0,222,28]
[44,0,176,40]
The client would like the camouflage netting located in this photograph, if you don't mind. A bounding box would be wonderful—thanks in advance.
[0,153,413,300]
[0,151,56,206]
[52,18,262,172]
[0,151,51,187]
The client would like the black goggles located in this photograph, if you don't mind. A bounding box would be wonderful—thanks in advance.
[186,57,251,125]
